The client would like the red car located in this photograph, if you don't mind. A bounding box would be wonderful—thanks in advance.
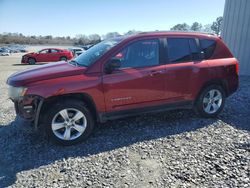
[7,32,239,145]
[21,48,73,64]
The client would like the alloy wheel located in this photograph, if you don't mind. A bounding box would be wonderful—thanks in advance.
[51,108,87,141]
[202,89,223,114]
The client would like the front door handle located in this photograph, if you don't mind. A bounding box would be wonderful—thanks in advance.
[149,70,165,77]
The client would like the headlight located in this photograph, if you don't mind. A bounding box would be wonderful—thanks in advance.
[8,86,27,100]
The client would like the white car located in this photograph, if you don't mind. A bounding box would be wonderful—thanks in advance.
[0,49,10,56]
[68,48,85,57]
[0,52,10,56]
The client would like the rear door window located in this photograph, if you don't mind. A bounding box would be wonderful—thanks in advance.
[189,39,200,61]
[200,39,216,59]
[167,38,200,63]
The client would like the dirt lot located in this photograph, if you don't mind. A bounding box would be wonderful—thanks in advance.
[0,53,249,187]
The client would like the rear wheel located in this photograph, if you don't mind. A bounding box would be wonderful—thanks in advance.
[60,56,67,61]
[28,58,36,65]
[195,85,225,118]
[44,100,95,145]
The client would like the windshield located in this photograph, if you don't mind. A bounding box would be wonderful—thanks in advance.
[72,39,122,67]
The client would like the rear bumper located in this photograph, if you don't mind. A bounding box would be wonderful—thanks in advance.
[67,55,74,60]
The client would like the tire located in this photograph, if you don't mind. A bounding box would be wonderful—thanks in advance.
[60,56,67,61]
[44,100,95,145]
[194,85,226,118]
[28,58,36,65]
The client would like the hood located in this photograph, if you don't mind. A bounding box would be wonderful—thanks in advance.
[7,61,86,86]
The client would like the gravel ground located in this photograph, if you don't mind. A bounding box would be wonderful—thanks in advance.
[0,54,249,187]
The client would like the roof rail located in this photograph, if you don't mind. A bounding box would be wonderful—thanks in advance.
[138,30,218,36]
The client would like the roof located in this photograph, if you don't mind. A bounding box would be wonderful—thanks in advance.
[103,31,220,45]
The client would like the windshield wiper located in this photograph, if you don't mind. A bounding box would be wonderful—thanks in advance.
[69,60,79,66]
[69,60,88,67]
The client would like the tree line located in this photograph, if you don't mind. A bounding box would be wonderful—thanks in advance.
[0,33,102,45]
[0,17,222,45]
[170,16,223,35]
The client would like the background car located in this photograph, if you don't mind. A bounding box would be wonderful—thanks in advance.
[78,44,94,50]
[0,48,11,56]
[68,47,85,57]
[21,48,73,64]
[5,44,28,53]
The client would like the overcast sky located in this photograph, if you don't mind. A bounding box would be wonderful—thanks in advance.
[0,0,225,37]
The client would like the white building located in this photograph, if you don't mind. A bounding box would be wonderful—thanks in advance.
[221,0,250,75]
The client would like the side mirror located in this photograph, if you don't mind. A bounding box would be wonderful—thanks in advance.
[105,58,121,74]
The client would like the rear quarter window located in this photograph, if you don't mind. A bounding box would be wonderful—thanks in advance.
[200,39,216,59]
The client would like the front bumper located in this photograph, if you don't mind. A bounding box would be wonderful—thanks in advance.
[13,95,44,128]
[21,56,28,64]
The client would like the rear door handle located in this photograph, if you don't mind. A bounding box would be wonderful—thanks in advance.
[149,70,165,77]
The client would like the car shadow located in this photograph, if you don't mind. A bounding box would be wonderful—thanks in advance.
[0,110,217,187]
[219,76,250,132]
[12,64,27,66]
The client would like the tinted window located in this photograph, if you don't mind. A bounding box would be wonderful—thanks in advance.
[51,49,59,53]
[114,39,159,68]
[189,39,200,61]
[200,39,216,59]
[167,38,192,63]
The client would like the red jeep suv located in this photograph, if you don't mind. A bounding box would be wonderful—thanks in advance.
[7,32,239,145]
[21,48,73,64]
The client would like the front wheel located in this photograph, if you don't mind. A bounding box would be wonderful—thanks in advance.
[44,100,95,145]
[195,85,226,118]
[28,58,36,65]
